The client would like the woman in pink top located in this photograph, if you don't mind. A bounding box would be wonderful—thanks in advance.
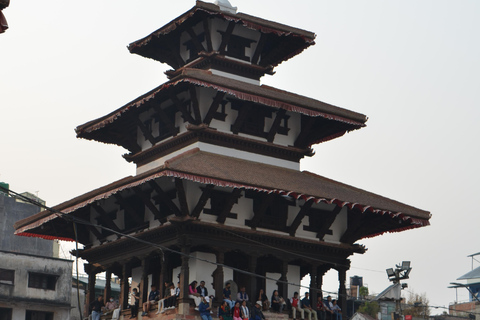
[189,281,202,310]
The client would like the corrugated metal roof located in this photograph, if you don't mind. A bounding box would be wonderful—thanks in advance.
[458,266,480,280]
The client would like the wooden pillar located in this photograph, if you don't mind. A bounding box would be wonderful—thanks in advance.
[104,269,112,301]
[119,262,132,310]
[316,265,330,300]
[178,244,191,314]
[84,264,98,318]
[338,267,347,316]
[310,265,318,304]
[140,256,150,306]
[159,252,168,296]
[213,251,225,304]
[248,254,258,300]
[277,260,288,300]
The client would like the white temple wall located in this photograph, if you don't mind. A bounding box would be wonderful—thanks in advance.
[188,252,216,296]
[324,206,348,243]
[265,264,300,300]
[288,265,301,299]
[132,266,142,289]
[265,272,280,300]
[136,142,300,174]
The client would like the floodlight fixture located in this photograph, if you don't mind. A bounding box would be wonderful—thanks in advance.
[401,261,411,270]
[386,268,395,277]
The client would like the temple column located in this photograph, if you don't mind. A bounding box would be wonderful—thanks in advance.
[84,264,99,318]
[310,265,318,303]
[139,256,150,306]
[119,262,132,310]
[178,242,191,314]
[248,254,258,301]
[104,269,112,302]
[337,266,348,316]
[213,250,225,304]
[159,252,168,296]
[316,265,330,300]
[277,260,288,300]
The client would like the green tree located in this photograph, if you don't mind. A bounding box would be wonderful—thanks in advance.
[403,291,430,317]
[358,301,380,318]
[359,286,369,298]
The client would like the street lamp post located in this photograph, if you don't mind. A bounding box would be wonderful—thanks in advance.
[386,261,412,318]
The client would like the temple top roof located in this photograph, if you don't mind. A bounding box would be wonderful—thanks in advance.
[128,1,316,72]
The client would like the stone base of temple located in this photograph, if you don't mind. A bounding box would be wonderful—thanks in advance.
[101,305,291,320]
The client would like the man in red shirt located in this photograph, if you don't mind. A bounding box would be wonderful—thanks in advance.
[290,292,305,320]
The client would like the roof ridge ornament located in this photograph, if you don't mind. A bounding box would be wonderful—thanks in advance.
[214,0,237,14]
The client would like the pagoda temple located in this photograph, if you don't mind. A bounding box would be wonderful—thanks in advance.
[15,1,430,319]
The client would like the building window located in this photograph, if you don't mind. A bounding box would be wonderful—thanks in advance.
[0,307,12,320]
[0,268,14,285]
[25,310,54,320]
[28,272,58,290]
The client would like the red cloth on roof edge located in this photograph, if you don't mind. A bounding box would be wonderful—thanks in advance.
[14,168,428,241]
[16,232,75,242]
[0,11,8,33]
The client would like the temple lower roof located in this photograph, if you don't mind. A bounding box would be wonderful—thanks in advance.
[14,148,430,242]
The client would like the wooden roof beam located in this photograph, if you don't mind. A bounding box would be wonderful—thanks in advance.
[152,104,179,138]
[165,37,185,68]
[85,224,104,243]
[185,26,206,54]
[113,194,144,225]
[288,199,314,236]
[247,193,275,229]
[91,203,121,237]
[174,178,189,217]
[218,21,236,54]
[169,91,197,124]
[188,86,202,123]
[231,102,253,134]
[340,211,386,244]
[267,109,287,143]
[294,116,317,148]
[135,117,156,146]
[252,33,267,65]
[202,18,213,52]
[148,181,182,218]
[204,91,226,125]
[315,205,342,240]
[216,188,242,224]
[133,187,167,223]
[191,185,215,219]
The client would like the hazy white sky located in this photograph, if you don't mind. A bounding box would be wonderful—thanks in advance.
[1,0,479,314]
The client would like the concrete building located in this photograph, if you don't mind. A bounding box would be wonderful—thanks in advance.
[0,191,72,320]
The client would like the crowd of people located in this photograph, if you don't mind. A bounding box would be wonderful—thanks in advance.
[89,280,343,320]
